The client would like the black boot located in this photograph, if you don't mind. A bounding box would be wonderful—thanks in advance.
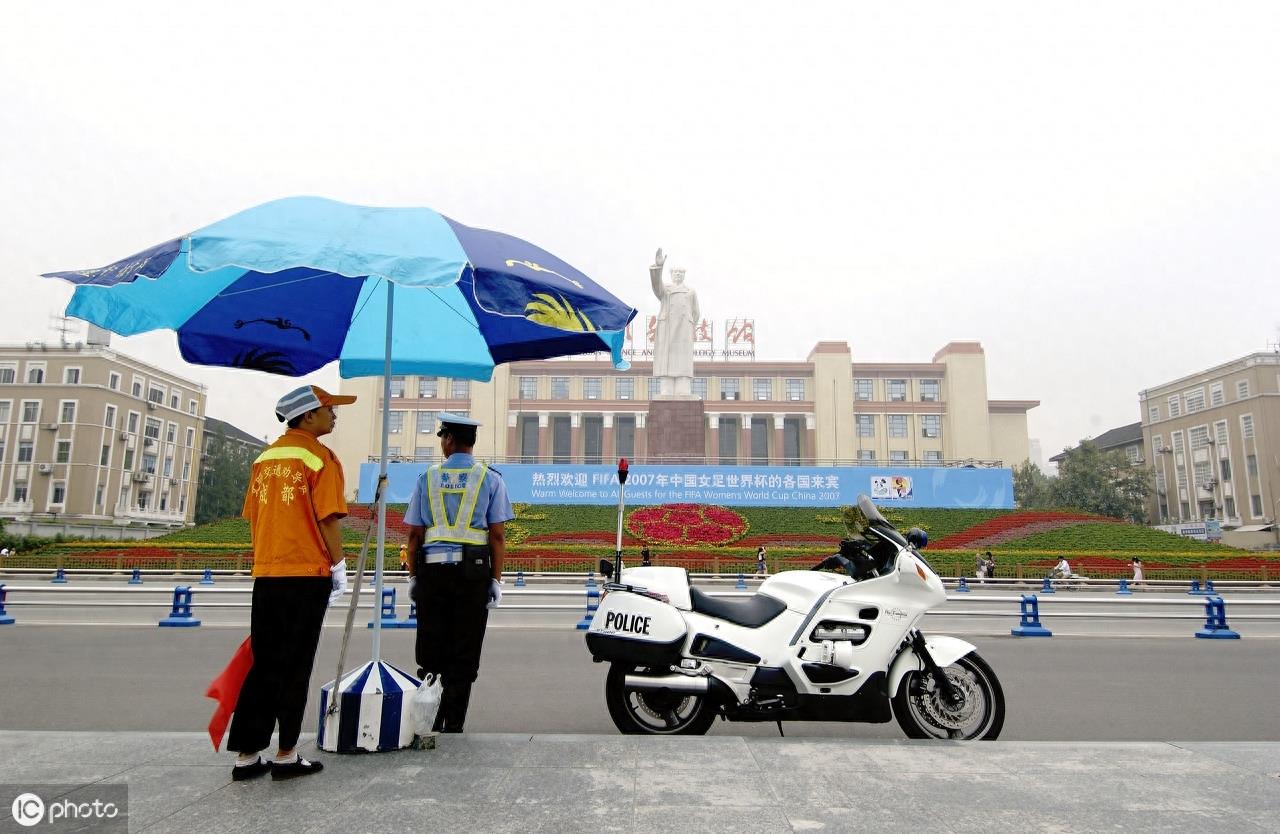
[437,682,473,733]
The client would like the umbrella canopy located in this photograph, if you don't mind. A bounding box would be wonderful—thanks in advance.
[44,196,636,380]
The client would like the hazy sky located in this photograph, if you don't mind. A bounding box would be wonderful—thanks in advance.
[3,1,1277,462]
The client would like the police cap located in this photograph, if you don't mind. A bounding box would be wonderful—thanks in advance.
[436,412,482,436]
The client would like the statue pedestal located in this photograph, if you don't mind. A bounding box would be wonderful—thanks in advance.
[646,400,706,464]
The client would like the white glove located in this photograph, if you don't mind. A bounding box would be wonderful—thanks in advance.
[329,562,348,606]
[486,578,503,610]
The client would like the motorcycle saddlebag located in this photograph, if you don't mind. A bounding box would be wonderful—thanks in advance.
[586,590,687,666]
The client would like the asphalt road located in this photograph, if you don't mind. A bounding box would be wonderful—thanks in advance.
[1,625,1277,741]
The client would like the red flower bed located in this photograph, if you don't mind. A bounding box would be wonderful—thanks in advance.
[933,511,1116,549]
[626,504,748,546]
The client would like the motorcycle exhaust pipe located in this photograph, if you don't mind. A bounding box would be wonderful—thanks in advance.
[623,673,709,693]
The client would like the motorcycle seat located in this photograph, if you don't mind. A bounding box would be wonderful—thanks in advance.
[688,586,787,628]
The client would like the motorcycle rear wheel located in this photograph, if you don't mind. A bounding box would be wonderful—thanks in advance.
[892,651,1005,740]
[604,664,718,735]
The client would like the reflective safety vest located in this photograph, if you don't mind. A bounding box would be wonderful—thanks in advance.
[253,445,324,473]
[425,463,490,545]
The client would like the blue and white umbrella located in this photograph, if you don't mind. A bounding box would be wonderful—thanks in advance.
[44,196,638,750]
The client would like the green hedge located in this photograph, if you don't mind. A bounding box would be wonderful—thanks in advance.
[993,523,1236,553]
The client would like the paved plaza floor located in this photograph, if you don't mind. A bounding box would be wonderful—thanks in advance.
[1,731,1277,833]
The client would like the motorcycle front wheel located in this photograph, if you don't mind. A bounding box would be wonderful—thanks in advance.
[892,651,1005,740]
[604,664,718,735]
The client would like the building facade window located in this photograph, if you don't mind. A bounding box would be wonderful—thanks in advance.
[1237,380,1250,399]
[752,378,773,400]
[1148,405,1160,422]
[417,411,436,434]
[108,372,120,390]
[518,377,538,399]
[1252,494,1264,517]
[921,414,941,438]
[100,445,110,466]
[919,379,940,402]
[750,417,769,464]
[131,379,143,398]
[1185,388,1205,413]
[720,378,740,400]
[104,405,116,428]
[1210,382,1224,407]
[64,368,81,384]
[0,402,8,423]
[60,401,76,423]
[1171,431,1184,452]
[888,414,908,438]
[551,416,571,463]
[1214,421,1228,446]
[890,450,909,462]
[27,366,44,384]
[1168,395,1181,417]
[144,417,161,440]
[615,416,636,460]
[55,440,71,463]
[387,411,405,433]
[717,419,738,465]
[389,376,405,398]
[583,416,604,463]
[419,377,438,398]
[0,366,15,384]
[1220,458,1231,481]
[13,484,27,503]
[648,378,662,399]
[854,379,873,401]
[1188,426,1209,449]
[583,378,602,400]
[21,401,40,423]
[857,449,875,462]
[17,441,33,463]
[551,377,570,399]
[924,450,942,463]
[1241,414,1254,439]
[148,386,164,405]
[856,414,875,438]
[170,393,180,409]
[450,379,469,399]
[1246,454,1258,477]
[887,380,907,402]
[616,378,635,400]
[692,378,708,400]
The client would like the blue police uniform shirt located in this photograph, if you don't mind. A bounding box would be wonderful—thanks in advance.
[404,453,515,560]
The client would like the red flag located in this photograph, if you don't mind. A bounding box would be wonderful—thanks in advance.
[205,637,253,751]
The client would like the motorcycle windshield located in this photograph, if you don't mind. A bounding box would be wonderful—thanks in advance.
[844,495,908,547]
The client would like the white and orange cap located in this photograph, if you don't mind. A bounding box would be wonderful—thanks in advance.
[275,385,357,422]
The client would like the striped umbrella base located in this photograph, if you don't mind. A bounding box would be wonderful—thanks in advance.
[317,660,421,753]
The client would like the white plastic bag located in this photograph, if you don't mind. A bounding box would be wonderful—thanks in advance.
[410,674,442,737]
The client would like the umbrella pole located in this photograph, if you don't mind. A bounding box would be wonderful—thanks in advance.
[372,280,394,664]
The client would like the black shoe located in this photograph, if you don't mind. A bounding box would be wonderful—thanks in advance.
[231,756,272,781]
[271,756,324,780]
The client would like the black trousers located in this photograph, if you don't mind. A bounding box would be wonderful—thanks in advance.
[414,562,490,730]
[227,577,330,754]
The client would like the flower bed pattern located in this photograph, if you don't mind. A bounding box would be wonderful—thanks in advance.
[625,504,748,546]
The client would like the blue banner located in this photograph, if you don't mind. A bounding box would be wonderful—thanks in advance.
[358,463,1012,508]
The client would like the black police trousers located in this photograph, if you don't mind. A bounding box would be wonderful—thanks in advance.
[227,576,330,753]
[413,562,490,732]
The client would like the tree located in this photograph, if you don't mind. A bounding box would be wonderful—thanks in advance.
[1012,461,1053,508]
[195,432,256,525]
[1050,440,1151,522]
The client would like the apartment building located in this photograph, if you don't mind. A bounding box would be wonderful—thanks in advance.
[0,341,207,529]
[1140,352,1280,527]
[328,340,1038,489]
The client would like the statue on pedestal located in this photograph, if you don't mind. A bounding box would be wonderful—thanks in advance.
[649,248,699,398]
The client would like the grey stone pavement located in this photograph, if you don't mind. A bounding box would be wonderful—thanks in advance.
[2,732,1278,833]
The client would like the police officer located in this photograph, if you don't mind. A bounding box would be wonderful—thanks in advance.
[404,413,513,732]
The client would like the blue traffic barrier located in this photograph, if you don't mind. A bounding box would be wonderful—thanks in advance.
[1204,580,1217,595]
[368,587,403,629]
[1011,594,1052,637]
[128,568,143,585]
[396,601,418,629]
[736,573,747,590]
[1188,580,1204,595]
[200,567,215,585]
[1116,579,1133,596]
[956,577,970,593]
[0,584,14,625]
[159,586,200,627]
[514,570,526,588]
[1195,596,1240,639]
[576,583,601,631]
[51,568,67,585]
[1040,576,1055,594]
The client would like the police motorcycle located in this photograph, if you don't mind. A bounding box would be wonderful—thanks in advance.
[586,492,1005,739]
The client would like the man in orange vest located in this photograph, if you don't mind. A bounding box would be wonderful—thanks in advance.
[227,385,354,781]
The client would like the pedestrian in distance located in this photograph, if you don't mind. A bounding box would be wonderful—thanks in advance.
[227,385,356,781]
[756,545,768,577]
[985,551,997,581]
[1131,557,1144,584]
[398,542,409,573]
[975,552,987,582]
[405,413,514,733]
[641,547,652,568]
